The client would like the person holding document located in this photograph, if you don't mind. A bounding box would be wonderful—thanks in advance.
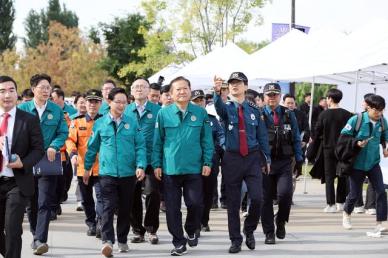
[0,75,45,258]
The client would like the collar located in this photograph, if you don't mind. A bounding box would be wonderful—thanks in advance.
[33,99,48,111]
[0,106,16,118]
[265,105,280,114]
[135,100,148,110]
[85,113,101,122]
[171,102,193,114]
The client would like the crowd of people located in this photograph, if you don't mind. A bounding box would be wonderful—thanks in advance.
[0,72,387,258]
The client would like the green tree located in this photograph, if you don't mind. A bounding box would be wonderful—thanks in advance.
[24,0,78,48]
[176,0,269,56]
[295,83,336,105]
[88,26,101,44]
[236,39,269,54]
[100,14,150,87]
[0,0,17,53]
[119,0,194,81]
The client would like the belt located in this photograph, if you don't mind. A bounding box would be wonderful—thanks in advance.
[0,176,15,183]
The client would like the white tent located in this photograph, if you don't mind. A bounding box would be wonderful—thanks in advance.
[148,62,188,84]
[165,43,251,90]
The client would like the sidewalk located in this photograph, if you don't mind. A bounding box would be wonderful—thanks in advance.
[21,178,388,258]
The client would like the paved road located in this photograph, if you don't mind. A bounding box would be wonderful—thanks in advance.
[20,178,388,258]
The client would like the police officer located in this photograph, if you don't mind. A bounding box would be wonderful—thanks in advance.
[190,89,225,233]
[213,72,271,254]
[18,73,69,255]
[124,78,161,245]
[261,83,303,245]
[84,87,146,258]
[66,89,103,237]
[152,76,214,256]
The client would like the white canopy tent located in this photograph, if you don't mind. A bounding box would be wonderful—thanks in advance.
[165,43,251,90]
[148,62,188,84]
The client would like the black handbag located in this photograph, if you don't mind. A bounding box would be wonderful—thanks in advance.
[33,152,63,176]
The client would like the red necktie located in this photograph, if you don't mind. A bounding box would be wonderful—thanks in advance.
[238,105,248,156]
[0,113,10,172]
[273,111,279,126]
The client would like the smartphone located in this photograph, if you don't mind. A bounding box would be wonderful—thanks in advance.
[365,136,374,141]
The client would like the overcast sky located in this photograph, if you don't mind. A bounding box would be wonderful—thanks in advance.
[13,0,388,44]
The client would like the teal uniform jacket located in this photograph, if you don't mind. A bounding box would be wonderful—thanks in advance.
[98,101,110,115]
[152,102,214,176]
[63,103,77,116]
[341,112,388,171]
[18,100,69,151]
[124,101,161,166]
[69,112,81,120]
[84,113,147,177]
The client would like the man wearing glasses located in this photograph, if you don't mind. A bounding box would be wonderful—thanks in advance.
[85,87,146,257]
[18,73,69,255]
[124,78,161,245]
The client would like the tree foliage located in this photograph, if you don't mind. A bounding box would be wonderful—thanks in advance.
[119,0,194,82]
[24,0,78,48]
[0,0,16,53]
[175,0,268,56]
[295,83,336,105]
[1,22,107,94]
[99,14,150,86]
[236,39,269,54]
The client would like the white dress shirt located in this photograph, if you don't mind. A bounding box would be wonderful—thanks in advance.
[135,101,147,117]
[0,106,16,177]
[34,99,47,120]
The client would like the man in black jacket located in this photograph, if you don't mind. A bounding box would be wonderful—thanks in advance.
[0,76,45,258]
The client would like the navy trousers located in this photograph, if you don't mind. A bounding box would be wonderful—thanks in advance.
[222,151,263,245]
[163,174,203,248]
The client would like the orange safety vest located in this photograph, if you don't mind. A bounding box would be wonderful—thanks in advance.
[66,114,101,176]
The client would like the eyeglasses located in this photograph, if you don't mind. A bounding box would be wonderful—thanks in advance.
[370,107,384,113]
[112,100,127,105]
[131,85,149,90]
[35,85,52,91]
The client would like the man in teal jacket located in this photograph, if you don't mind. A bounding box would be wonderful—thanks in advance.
[341,94,388,232]
[18,73,68,255]
[152,76,214,256]
[84,87,146,258]
[98,79,116,115]
[124,78,162,245]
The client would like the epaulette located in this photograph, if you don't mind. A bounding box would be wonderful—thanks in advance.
[247,101,259,110]
[208,113,216,118]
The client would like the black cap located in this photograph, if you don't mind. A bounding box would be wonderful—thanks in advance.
[85,89,103,101]
[227,72,248,84]
[191,90,205,100]
[263,83,281,95]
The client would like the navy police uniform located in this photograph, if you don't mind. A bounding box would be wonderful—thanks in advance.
[261,83,303,244]
[214,72,271,249]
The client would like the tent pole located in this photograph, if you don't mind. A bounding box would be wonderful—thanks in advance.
[354,70,360,112]
[303,77,315,194]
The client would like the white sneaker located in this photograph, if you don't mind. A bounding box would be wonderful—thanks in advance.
[323,205,337,213]
[354,206,365,214]
[366,208,376,215]
[336,203,344,211]
[342,212,352,229]
[101,241,113,257]
[375,224,387,233]
[118,242,129,253]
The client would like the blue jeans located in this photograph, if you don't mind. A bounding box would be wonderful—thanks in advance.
[344,164,387,221]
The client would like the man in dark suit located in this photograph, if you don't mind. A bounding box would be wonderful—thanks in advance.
[0,76,45,258]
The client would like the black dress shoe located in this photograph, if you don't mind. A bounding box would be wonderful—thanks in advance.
[87,227,96,236]
[228,243,241,253]
[276,221,286,239]
[245,232,255,250]
[265,232,276,245]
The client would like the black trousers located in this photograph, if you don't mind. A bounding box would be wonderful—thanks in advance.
[323,149,348,205]
[55,158,73,209]
[0,178,28,258]
[164,174,203,248]
[130,165,160,235]
[222,151,262,245]
[212,147,224,205]
[78,176,103,229]
[99,175,136,244]
[262,158,293,234]
[27,175,57,243]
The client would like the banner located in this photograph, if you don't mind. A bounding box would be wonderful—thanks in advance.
[272,23,310,41]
